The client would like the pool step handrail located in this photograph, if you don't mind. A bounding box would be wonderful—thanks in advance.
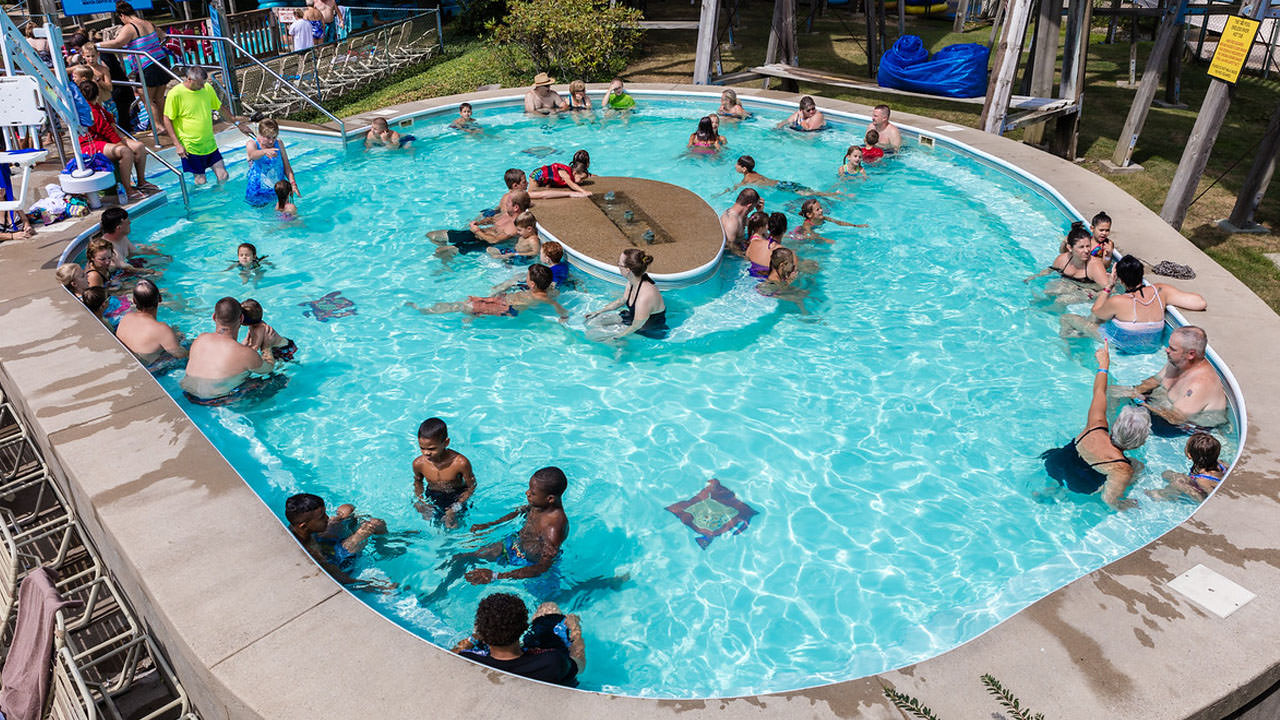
[95,45,233,152]
[111,122,191,211]
[0,12,91,174]
[162,32,347,141]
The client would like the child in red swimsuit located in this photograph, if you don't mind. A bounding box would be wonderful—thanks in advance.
[861,129,885,162]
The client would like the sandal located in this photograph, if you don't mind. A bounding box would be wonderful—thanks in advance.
[126,189,147,202]
[137,181,161,192]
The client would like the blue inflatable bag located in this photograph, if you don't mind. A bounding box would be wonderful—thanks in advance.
[877,35,989,99]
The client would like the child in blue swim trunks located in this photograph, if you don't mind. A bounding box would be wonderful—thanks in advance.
[412,417,477,529]
[463,467,569,585]
[285,492,387,585]
[487,211,541,261]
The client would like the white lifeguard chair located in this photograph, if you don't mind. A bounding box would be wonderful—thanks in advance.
[0,76,51,220]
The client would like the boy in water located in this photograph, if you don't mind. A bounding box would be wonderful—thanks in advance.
[285,492,387,585]
[407,264,569,322]
[227,242,273,285]
[467,467,570,584]
[721,155,843,198]
[487,211,541,260]
[450,102,480,134]
[365,117,415,149]
[412,417,477,529]
[603,78,635,111]
[491,240,571,294]
[860,129,885,162]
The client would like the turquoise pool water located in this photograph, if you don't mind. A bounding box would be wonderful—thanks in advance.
[125,97,1235,697]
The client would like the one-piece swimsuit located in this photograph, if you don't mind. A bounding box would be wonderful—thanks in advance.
[619,276,668,338]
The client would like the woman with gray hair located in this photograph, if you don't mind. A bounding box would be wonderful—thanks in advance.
[1041,342,1150,510]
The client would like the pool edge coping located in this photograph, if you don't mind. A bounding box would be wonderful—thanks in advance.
[1,83,1278,719]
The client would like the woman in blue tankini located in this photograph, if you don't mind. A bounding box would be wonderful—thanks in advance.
[244,118,299,207]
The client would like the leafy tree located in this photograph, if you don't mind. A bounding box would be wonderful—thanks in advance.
[491,0,643,82]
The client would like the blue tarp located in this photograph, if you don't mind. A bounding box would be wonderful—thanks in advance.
[876,35,989,99]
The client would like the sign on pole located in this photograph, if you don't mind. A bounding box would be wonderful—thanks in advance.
[1207,15,1261,83]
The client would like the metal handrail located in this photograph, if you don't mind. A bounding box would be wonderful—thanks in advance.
[162,33,347,139]
[96,46,212,149]
[112,122,190,210]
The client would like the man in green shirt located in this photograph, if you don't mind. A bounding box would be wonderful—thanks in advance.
[162,66,227,185]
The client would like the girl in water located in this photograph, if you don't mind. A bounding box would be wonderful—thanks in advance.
[687,116,720,154]
[1026,222,1109,300]
[1090,211,1115,272]
[744,212,777,278]
[756,247,808,313]
[718,88,748,119]
[567,80,592,112]
[789,199,865,244]
[245,118,299,207]
[838,145,867,179]
[585,249,668,339]
[275,180,298,219]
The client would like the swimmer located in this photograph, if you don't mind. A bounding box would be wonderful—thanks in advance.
[487,211,541,261]
[687,116,721,153]
[1060,254,1205,354]
[1109,326,1229,429]
[720,188,763,253]
[524,72,567,115]
[1024,222,1108,292]
[566,80,593,112]
[452,594,583,687]
[1146,432,1226,503]
[100,207,165,267]
[529,158,591,196]
[789,198,866,244]
[412,417,477,529]
[870,104,903,152]
[603,77,635,111]
[240,298,297,362]
[1090,211,1116,271]
[273,179,298,219]
[718,88,748,119]
[744,211,777,279]
[115,279,187,369]
[179,297,276,404]
[429,191,533,258]
[56,262,90,300]
[285,492,388,586]
[777,95,825,131]
[227,242,274,284]
[838,145,868,179]
[407,263,569,322]
[85,237,151,290]
[584,249,668,340]
[756,246,808,313]
[860,129,885,162]
[722,155,843,197]
[449,102,481,133]
[492,240,571,293]
[365,117,414,149]
[463,467,570,585]
[707,113,728,147]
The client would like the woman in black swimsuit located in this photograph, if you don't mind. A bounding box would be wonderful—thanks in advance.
[584,249,668,339]
[1026,222,1109,293]
[1041,343,1150,510]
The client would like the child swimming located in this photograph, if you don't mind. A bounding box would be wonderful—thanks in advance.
[412,417,477,529]
[365,117,415,149]
[838,145,868,179]
[450,102,481,134]
[285,492,388,586]
[789,198,867,243]
[407,264,569,322]
[274,179,298,219]
[723,155,842,197]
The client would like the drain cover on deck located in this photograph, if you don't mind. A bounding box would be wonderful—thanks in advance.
[1167,564,1256,618]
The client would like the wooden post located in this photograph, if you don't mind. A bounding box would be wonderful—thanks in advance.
[898,0,906,36]
[1163,23,1184,105]
[1050,0,1091,157]
[1023,0,1062,145]
[1106,0,1121,42]
[1160,0,1268,228]
[953,0,971,32]
[692,0,721,84]
[865,0,881,77]
[764,0,798,90]
[1227,100,1280,228]
[989,0,1009,46]
[1110,0,1183,166]
[980,0,1034,133]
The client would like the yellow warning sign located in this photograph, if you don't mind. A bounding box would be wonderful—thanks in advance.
[1208,15,1261,84]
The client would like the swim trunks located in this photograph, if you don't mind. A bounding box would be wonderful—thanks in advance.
[500,532,536,567]
[446,229,491,255]
[274,338,298,362]
[180,148,224,176]
[398,134,416,147]
[418,487,466,521]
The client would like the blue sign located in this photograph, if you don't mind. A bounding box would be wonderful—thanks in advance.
[60,0,153,17]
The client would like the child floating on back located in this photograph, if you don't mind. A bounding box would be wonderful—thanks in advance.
[412,417,477,529]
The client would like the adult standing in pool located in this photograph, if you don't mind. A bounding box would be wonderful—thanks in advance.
[585,249,668,339]
[524,73,567,115]
[162,66,228,185]
[1111,326,1229,429]
[180,297,275,404]
[870,104,902,152]
[720,188,761,254]
[1041,342,1149,510]
[116,279,187,370]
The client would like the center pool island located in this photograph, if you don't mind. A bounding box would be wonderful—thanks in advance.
[534,176,726,287]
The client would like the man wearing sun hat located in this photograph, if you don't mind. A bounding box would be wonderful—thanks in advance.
[524,72,567,115]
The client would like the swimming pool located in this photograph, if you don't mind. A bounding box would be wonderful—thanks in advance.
[120,95,1237,698]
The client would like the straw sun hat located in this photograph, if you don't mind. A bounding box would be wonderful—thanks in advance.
[532,72,555,87]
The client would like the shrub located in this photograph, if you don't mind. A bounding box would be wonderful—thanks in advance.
[490,0,643,82]
[458,0,508,36]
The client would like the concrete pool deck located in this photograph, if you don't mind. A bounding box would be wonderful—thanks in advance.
[2,84,1279,719]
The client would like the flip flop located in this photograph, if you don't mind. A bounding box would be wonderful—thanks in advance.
[126,190,147,202]
[137,181,161,192]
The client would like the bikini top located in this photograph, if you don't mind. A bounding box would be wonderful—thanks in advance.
[1189,462,1227,485]
[1052,258,1093,284]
